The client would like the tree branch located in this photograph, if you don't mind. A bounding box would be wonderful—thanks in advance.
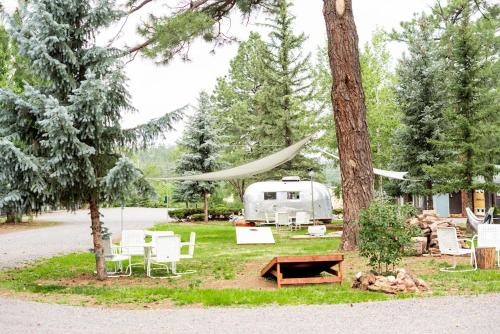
[129,0,154,15]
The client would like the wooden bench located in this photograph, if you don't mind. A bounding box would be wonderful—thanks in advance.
[260,254,344,288]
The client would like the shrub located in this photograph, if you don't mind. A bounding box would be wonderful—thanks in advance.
[191,213,205,221]
[169,206,241,221]
[358,200,418,274]
[332,208,343,215]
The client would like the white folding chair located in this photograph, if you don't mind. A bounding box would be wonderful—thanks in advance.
[294,211,310,230]
[275,212,292,232]
[103,238,131,276]
[473,224,500,267]
[437,227,477,272]
[147,235,181,278]
[148,231,175,258]
[180,232,196,259]
[120,229,146,269]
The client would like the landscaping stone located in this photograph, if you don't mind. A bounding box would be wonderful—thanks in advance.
[352,269,430,294]
[405,211,466,255]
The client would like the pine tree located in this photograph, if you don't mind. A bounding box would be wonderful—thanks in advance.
[211,32,268,200]
[176,92,220,222]
[429,0,499,211]
[257,0,318,179]
[391,15,446,209]
[0,0,181,279]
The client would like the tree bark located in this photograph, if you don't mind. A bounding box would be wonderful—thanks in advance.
[6,211,16,224]
[89,197,107,280]
[323,0,374,250]
[203,192,209,223]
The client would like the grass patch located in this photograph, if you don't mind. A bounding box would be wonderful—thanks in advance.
[0,222,498,307]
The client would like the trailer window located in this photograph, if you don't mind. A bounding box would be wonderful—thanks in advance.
[287,192,300,200]
[264,192,277,200]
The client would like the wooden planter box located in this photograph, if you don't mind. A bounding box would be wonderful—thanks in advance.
[261,254,344,288]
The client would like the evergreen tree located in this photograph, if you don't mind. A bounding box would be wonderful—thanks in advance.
[211,32,268,200]
[176,92,220,222]
[391,15,446,209]
[429,0,499,210]
[257,0,318,178]
[0,0,181,279]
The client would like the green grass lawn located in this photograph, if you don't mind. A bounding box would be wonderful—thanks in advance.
[0,222,498,307]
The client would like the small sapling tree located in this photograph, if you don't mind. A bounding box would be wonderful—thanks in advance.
[358,200,418,274]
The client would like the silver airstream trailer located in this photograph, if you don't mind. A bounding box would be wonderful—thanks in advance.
[243,176,333,222]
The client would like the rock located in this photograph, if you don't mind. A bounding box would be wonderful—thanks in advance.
[404,278,416,288]
[352,270,430,295]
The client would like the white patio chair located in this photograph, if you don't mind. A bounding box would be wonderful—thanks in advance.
[149,231,175,257]
[120,229,146,268]
[275,212,292,232]
[473,224,500,267]
[147,235,181,278]
[437,227,477,272]
[294,211,310,230]
[103,238,131,276]
[180,232,196,259]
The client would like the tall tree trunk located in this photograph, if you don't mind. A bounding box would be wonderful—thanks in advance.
[323,0,374,250]
[89,197,107,280]
[6,211,16,224]
[425,180,434,210]
[203,192,209,223]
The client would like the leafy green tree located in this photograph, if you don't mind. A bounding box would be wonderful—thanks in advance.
[176,92,220,222]
[0,0,181,279]
[359,31,401,192]
[391,15,446,209]
[359,200,417,273]
[428,0,499,210]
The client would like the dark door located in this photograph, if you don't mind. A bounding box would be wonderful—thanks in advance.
[449,192,462,215]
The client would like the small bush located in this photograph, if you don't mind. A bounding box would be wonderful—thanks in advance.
[169,205,241,221]
[191,213,205,221]
[332,208,343,215]
[358,200,418,274]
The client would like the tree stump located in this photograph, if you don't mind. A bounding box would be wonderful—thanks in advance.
[475,247,496,269]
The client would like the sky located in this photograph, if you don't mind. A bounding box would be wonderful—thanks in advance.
[2,0,436,141]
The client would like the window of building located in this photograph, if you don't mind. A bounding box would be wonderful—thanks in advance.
[287,191,300,200]
[264,192,277,200]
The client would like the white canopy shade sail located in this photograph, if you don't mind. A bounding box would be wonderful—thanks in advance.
[317,149,409,181]
[153,137,311,181]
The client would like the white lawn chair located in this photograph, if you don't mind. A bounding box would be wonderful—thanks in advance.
[294,211,310,230]
[437,227,477,272]
[180,232,196,259]
[103,238,131,276]
[473,224,500,267]
[120,229,146,268]
[149,231,175,256]
[275,212,292,232]
[466,207,493,233]
[147,235,181,278]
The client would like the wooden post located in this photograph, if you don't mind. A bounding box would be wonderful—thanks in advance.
[476,247,496,269]
[276,263,282,289]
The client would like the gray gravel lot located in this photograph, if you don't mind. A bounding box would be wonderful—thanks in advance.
[0,208,498,334]
[0,208,169,268]
[1,293,499,334]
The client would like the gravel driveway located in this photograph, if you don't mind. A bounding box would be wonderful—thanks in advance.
[0,208,498,334]
[0,208,169,268]
[1,293,499,334]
